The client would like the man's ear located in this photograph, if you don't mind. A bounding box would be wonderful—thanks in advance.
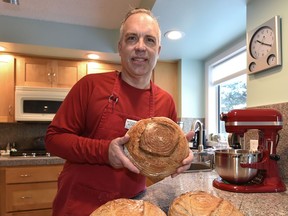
[118,41,122,54]
[158,45,161,55]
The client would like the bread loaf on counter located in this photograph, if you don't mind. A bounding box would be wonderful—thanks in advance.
[168,191,244,216]
[90,198,166,216]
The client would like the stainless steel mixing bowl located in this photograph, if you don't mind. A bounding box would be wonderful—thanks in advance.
[214,149,261,184]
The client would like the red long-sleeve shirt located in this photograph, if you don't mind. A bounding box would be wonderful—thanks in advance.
[45,71,177,216]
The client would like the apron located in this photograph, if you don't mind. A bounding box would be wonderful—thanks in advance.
[61,73,156,216]
[96,72,155,139]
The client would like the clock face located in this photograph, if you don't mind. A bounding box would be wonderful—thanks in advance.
[247,16,282,74]
[250,26,274,59]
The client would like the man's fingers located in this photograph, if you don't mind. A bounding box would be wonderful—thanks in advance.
[118,134,130,146]
[122,155,140,174]
[186,130,195,142]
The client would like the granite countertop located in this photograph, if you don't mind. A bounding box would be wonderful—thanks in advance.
[1,156,287,215]
[136,170,288,216]
[0,155,65,166]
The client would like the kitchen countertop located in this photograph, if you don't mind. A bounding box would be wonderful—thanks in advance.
[0,155,65,166]
[1,156,287,215]
[135,170,288,216]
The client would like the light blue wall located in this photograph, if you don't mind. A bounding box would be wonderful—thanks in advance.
[0,15,119,53]
[179,59,204,118]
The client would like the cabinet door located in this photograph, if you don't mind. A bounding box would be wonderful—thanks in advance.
[0,55,15,122]
[16,57,87,88]
[53,60,86,88]
[16,57,52,87]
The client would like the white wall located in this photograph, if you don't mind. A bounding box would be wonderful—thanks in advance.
[247,0,288,107]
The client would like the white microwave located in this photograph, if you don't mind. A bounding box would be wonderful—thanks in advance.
[15,86,70,122]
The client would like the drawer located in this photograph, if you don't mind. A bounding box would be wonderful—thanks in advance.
[5,165,62,184]
[6,182,57,212]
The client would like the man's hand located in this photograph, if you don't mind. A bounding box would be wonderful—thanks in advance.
[171,130,195,178]
[108,134,140,174]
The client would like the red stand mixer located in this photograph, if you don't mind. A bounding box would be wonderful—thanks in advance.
[213,108,286,193]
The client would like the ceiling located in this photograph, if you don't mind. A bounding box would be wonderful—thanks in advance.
[0,0,247,62]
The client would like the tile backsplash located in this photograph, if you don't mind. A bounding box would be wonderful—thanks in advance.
[250,102,288,181]
[0,123,49,150]
[177,117,205,134]
[1,118,202,150]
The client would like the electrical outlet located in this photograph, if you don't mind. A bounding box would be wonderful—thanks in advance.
[250,139,258,151]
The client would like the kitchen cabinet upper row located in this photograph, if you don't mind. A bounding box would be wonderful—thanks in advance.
[16,57,87,88]
[16,57,122,88]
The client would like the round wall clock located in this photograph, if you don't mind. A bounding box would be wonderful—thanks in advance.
[247,16,282,74]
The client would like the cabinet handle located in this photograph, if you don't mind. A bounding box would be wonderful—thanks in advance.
[20,196,32,199]
[20,174,31,177]
[48,72,52,82]
[52,72,56,83]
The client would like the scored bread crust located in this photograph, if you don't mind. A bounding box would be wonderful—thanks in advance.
[89,198,166,216]
[124,117,189,181]
[168,191,244,216]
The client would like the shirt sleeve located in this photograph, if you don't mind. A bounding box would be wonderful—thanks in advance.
[45,75,111,165]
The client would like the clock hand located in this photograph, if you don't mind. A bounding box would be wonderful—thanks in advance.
[256,40,272,47]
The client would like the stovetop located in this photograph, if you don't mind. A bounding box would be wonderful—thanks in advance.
[10,149,51,157]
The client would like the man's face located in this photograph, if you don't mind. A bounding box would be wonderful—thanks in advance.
[118,13,161,78]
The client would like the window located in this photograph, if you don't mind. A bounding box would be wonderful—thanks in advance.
[218,74,247,133]
[205,40,247,136]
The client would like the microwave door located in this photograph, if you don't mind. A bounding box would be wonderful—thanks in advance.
[23,100,62,114]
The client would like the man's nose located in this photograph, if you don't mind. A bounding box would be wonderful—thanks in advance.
[135,38,146,50]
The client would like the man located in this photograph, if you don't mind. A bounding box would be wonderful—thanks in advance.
[45,8,193,216]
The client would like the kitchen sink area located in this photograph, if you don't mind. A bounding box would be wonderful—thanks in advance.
[185,148,215,172]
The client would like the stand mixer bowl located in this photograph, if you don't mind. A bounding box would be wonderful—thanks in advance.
[215,149,262,184]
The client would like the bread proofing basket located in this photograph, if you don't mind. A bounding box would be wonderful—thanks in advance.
[214,149,262,184]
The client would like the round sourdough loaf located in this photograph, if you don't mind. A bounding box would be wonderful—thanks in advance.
[124,117,189,181]
[89,198,166,216]
[168,191,244,216]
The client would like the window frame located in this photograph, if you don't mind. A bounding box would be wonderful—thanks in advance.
[205,39,247,135]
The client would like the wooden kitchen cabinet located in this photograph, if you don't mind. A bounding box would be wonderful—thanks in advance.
[16,57,86,88]
[0,165,63,216]
[0,55,15,122]
[154,61,179,112]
